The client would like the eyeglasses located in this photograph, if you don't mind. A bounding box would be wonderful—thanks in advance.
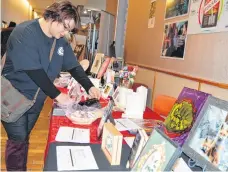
[62,22,72,32]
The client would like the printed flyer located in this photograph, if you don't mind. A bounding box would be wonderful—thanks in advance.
[188,0,228,34]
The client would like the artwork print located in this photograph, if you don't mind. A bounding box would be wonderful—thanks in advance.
[188,0,228,34]
[105,132,113,155]
[161,20,188,59]
[132,128,181,171]
[128,131,142,168]
[162,87,210,146]
[112,58,124,72]
[90,53,104,74]
[188,105,228,171]
[97,100,114,139]
[165,0,190,19]
[148,0,157,28]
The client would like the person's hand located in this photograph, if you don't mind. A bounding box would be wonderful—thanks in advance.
[88,87,101,99]
[55,93,74,106]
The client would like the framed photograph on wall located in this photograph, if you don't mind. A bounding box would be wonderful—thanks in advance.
[132,128,182,171]
[148,0,157,28]
[161,20,188,60]
[165,0,190,19]
[182,96,228,171]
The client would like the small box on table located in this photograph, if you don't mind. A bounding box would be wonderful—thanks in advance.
[101,123,123,165]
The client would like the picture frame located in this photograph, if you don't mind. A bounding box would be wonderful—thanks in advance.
[102,83,114,99]
[164,0,190,20]
[161,20,188,60]
[97,100,114,139]
[126,129,149,169]
[132,128,182,172]
[90,53,104,75]
[182,96,228,171]
[112,86,120,105]
[162,87,210,146]
[101,123,123,165]
[112,57,124,72]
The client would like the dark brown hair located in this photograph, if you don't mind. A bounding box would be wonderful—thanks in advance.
[43,0,81,29]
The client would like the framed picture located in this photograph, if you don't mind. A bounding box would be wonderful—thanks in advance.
[102,83,114,99]
[132,128,182,171]
[162,87,210,146]
[112,57,124,72]
[182,96,228,171]
[101,123,123,165]
[165,0,190,19]
[161,20,188,59]
[126,129,149,169]
[112,86,120,104]
[97,100,114,139]
[90,53,104,75]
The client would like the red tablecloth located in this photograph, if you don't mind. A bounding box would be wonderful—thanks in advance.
[44,87,165,160]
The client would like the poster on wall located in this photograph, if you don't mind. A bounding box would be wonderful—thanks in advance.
[165,0,190,19]
[188,0,228,34]
[148,0,157,28]
[161,20,188,59]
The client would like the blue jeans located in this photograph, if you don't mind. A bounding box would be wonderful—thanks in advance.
[1,101,44,141]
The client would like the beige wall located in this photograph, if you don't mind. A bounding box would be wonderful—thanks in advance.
[153,73,198,102]
[133,66,228,109]
[125,0,228,84]
[106,0,118,15]
[200,84,228,101]
[2,0,33,25]
[86,0,106,10]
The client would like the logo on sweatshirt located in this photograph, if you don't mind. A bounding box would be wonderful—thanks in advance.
[57,47,64,56]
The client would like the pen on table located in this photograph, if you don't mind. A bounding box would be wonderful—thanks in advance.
[69,149,74,167]
[117,120,127,129]
[72,129,75,140]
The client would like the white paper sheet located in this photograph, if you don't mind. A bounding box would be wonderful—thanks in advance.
[114,118,141,131]
[56,146,98,171]
[173,158,192,172]
[124,137,135,148]
[55,127,90,143]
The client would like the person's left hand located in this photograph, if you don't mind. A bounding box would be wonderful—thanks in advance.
[88,86,101,99]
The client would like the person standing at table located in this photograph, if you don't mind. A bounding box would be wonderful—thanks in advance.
[1,1,100,171]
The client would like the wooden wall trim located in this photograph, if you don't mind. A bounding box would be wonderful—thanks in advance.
[127,62,228,89]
